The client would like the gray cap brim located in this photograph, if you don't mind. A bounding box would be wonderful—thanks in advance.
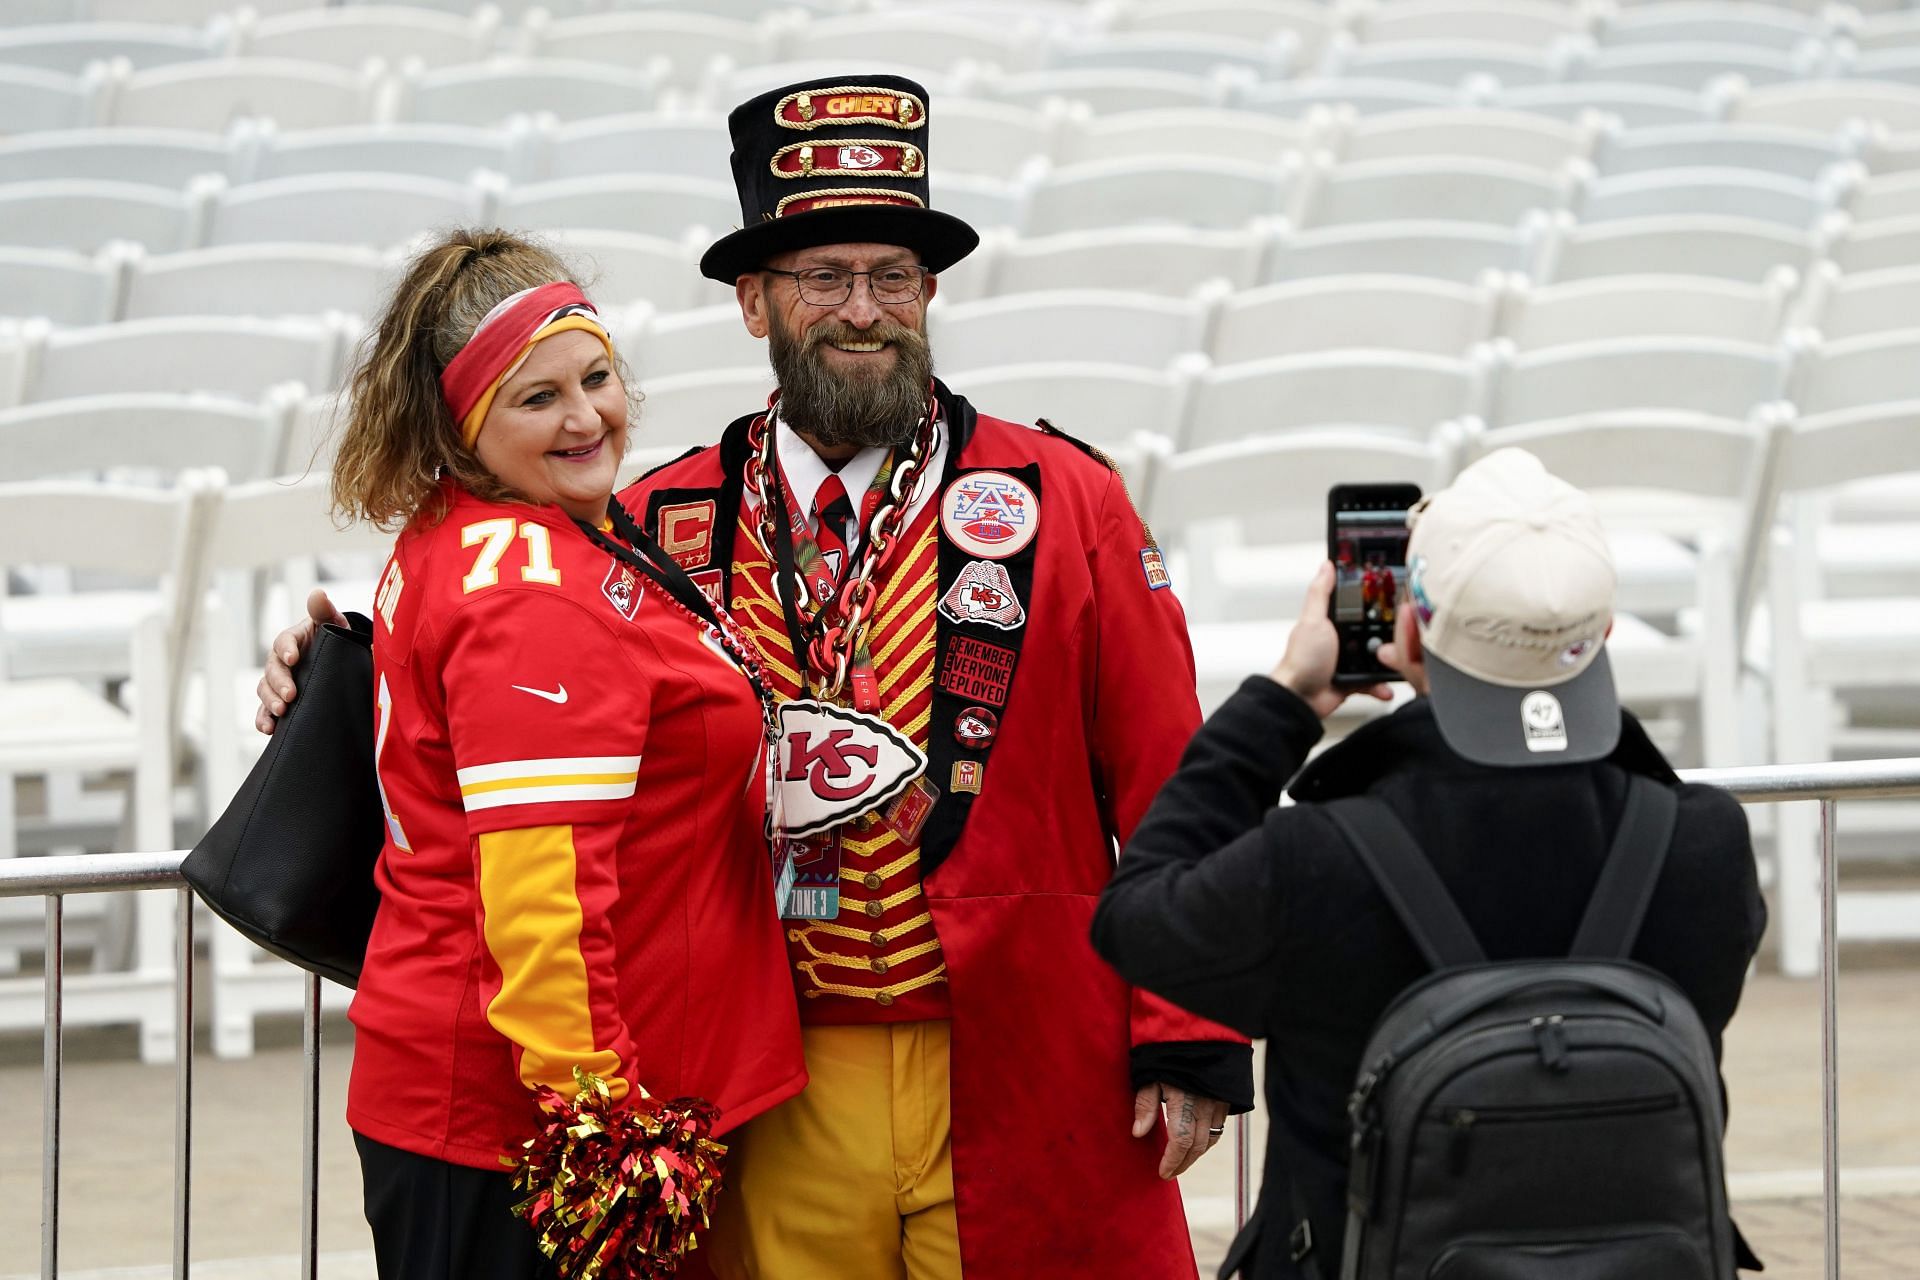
[1426,649,1621,767]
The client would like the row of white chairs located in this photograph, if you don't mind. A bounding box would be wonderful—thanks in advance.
[28,107,1920,190]
[34,49,1920,134]
[23,0,1920,80]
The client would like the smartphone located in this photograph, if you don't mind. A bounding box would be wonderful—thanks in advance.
[1327,483,1422,687]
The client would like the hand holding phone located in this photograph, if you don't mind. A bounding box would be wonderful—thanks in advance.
[1327,483,1422,687]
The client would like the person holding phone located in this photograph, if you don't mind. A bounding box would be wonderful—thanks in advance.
[1092,449,1765,1279]
[330,228,805,1279]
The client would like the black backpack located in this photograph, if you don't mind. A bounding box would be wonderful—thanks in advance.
[1310,775,1743,1280]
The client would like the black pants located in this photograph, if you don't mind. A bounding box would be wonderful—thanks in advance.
[354,1131,557,1280]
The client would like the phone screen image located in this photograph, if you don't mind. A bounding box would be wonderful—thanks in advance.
[1328,484,1421,685]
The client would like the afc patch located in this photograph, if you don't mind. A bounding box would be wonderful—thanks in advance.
[659,500,717,570]
[939,635,1015,708]
[938,560,1025,630]
[941,471,1039,559]
[1140,547,1171,591]
[601,561,643,621]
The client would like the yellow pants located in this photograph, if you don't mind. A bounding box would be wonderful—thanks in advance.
[706,1020,964,1280]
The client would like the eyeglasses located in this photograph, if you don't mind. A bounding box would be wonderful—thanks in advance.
[764,265,930,306]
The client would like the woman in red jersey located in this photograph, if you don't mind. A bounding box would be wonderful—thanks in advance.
[328,229,804,1280]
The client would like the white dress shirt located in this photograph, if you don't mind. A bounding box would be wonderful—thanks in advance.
[774,415,948,555]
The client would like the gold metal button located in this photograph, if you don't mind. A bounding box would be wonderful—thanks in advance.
[869,931,887,947]
[863,873,883,890]
[871,958,890,974]
[876,992,895,1007]
[864,900,884,918]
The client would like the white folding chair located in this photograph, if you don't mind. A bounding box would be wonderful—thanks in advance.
[1265,219,1542,284]
[1333,107,1596,172]
[1857,9,1920,54]
[246,121,517,184]
[1058,107,1314,168]
[990,68,1233,114]
[1535,211,1818,283]
[943,361,1198,460]
[1593,120,1856,179]
[786,12,1044,72]
[988,224,1268,296]
[932,98,1071,179]
[1572,40,1817,91]
[0,64,111,133]
[63,0,309,17]
[0,127,233,187]
[121,243,393,322]
[1793,261,1920,340]
[1046,32,1295,80]
[398,58,664,126]
[1579,167,1842,227]
[1183,350,1480,450]
[606,0,828,19]
[634,304,766,381]
[1757,398,1920,975]
[1241,77,1463,119]
[193,472,393,1056]
[546,228,710,313]
[929,289,1216,375]
[18,315,342,404]
[0,21,218,73]
[0,476,221,1063]
[525,10,772,88]
[0,179,205,254]
[1732,80,1920,134]
[1292,154,1579,228]
[0,392,286,490]
[1499,271,1793,350]
[633,367,776,452]
[0,247,123,327]
[1325,37,1561,89]
[204,173,487,250]
[233,4,499,69]
[1357,0,1590,49]
[1116,0,1341,62]
[1842,170,1920,223]
[706,59,966,108]
[1211,274,1499,362]
[497,175,736,243]
[1482,334,1791,428]
[1825,212,1920,274]
[1597,3,1825,52]
[109,58,383,131]
[1144,430,1455,699]
[543,113,732,185]
[929,172,1028,234]
[1497,81,1716,128]
[1026,156,1289,236]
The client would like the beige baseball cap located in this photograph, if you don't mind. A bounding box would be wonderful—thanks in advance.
[1405,447,1620,767]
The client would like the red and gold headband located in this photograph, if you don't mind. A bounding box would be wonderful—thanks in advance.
[439,282,615,448]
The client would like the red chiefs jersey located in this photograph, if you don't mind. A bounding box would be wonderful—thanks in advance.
[346,484,805,1170]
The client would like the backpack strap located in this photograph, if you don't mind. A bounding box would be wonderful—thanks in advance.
[1324,797,1487,971]
[1569,774,1680,959]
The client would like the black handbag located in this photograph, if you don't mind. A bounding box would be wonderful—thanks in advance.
[184,613,383,989]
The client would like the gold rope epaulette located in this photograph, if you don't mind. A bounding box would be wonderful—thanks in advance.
[1036,418,1160,553]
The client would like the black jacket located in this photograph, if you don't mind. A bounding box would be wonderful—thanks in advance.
[1091,677,1767,1280]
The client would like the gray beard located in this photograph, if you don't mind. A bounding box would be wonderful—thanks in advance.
[768,315,934,450]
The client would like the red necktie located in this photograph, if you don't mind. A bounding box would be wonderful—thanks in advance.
[812,473,855,591]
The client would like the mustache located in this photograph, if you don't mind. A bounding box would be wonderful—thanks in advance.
[798,320,929,359]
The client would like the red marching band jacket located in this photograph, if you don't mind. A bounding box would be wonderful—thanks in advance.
[622,384,1251,1279]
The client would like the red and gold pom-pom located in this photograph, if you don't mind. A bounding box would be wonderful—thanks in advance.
[507,1068,727,1280]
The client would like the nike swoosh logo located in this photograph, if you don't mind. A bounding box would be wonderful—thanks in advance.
[511,683,568,705]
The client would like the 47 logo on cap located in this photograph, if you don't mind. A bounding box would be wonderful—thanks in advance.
[941,471,1038,559]
[776,700,928,837]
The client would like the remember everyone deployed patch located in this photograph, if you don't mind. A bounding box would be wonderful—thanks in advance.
[939,635,1015,708]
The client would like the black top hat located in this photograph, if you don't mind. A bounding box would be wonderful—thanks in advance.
[699,73,980,283]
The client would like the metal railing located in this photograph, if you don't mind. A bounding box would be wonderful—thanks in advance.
[6,757,1920,1280]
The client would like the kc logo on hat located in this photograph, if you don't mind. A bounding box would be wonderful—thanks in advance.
[701,73,979,283]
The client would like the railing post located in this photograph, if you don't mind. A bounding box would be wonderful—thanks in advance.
[1820,799,1840,1280]
[174,887,194,1279]
[302,971,322,1280]
[42,895,62,1280]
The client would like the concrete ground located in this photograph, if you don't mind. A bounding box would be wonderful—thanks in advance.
[1,963,1916,1279]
